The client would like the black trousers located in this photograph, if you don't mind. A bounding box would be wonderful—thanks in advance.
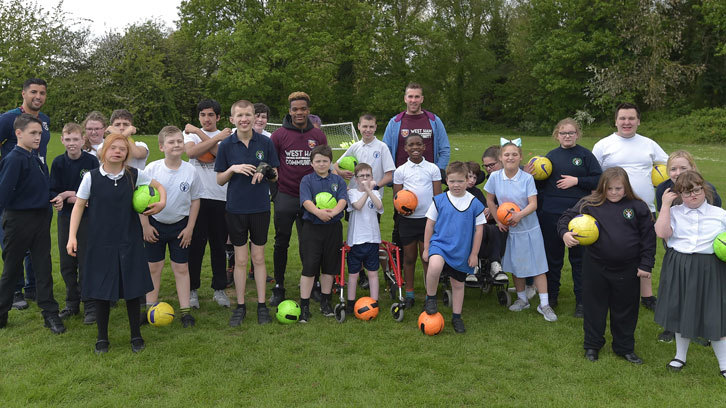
[582,252,640,355]
[272,192,304,288]
[479,222,507,263]
[188,198,229,291]
[57,214,90,308]
[0,208,58,316]
[539,211,583,304]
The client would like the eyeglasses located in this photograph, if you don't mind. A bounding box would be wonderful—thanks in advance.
[85,127,104,133]
[558,131,577,137]
[482,162,498,170]
[681,186,704,197]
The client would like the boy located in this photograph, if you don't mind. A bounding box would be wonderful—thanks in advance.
[298,144,347,322]
[215,100,279,326]
[103,109,150,170]
[345,163,384,313]
[0,114,64,333]
[50,122,99,323]
[184,99,233,309]
[393,133,442,309]
[335,114,395,191]
[422,162,485,333]
[253,103,272,137]
[141,126,202,328]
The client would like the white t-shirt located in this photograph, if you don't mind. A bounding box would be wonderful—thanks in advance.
[77,166,152,199]
[96,140,149,170]
[347,189,384,245]
[144,159,202,224]
[337,138,395,192]
[425,191,487,226]
[667,201,726,254]
[592,133,668,212]
[88,144,102,158]
[393,158,441,219]
[184,129,227,201]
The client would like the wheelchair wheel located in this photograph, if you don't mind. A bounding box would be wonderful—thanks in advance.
[443,290,452,307]
[497,289,512,307]
[390,303,405,322]
[334,303,346,323]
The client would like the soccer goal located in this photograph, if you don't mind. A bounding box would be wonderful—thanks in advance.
[265,122,359,150]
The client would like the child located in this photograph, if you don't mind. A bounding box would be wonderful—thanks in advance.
[50,122,99,324]
[215,100,279,326]
[253,103,272,137]
[484,142,556,322]
[82,111,107,158]
[393,132,442,309]
[298,144,347,322]
[480,146,514,286]
[559,167,655,364]
[345,163,384,314]
[104,109,150,170]
[536,118,602,317]
[184,99,232,309]
[654,170,726,377]
[335,114,395,191]
[67,133,166,354]
[141,126,202,328]
[464,161,503,284]
[423,161,485,333]
[0,114,64,333]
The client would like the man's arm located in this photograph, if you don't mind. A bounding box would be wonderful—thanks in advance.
[433,116,450,170]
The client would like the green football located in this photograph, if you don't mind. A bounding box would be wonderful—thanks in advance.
[315,192,337,210]
[276,300,301,324]
[713,232,726,262]
[133,185,161,213]
[338,156,358,172]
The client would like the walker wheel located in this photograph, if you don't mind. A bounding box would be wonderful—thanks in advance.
[443,290,452,307]
[390,303,405,322]
[334,303,346,323]
[497,289,512,307]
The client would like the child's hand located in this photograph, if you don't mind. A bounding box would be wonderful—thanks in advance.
[468,253,478,268]
[143,224,159,243]
[556,175,578,189]
[123,126,137,137]
[662,187,678,207]
[339,169,354,180]
[66,237,77,257]
[217,128,233,140]
[178,226,193,248]
[316,208,333,222]
[230,164,257,176]
[637,269,651,279]
[184,124,200,134]
[523,161,535,175]
[50,195,64,211]
[509,210,523,226]
[484,207,491,220]
[497,221,509,232]
[563,231,580,248]
[143,201,165,216]
[422,248,429,262]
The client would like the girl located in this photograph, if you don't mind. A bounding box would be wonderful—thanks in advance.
[67,133,166,354]
[536,118,601,316]
[559,167,655,364]
[654,170,726,378]
[82,111,107,158]
[484,142,556,322]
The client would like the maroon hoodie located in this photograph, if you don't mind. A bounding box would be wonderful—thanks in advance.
[271,115,328,197]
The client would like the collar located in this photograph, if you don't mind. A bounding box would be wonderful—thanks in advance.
[394,110,436,122]
[313,170,332,180]
[12,145,32,157]
[684,199,709,215]
[502,168,521,181]
[406,158,427,167]
[99,165,126,179]
[231,130,260,144]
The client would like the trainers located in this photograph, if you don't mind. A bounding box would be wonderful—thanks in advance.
[641,296,657,310]
[657,330,674,343]
[404,297,415,309]
[451,316,466,333]
[83,311,96,325]
[229,307,246,327]
[525,285,537,300]
[424,297,438,315]
[465,273,478,283]
[11,292,28,310]
[189,290,200,309]
[130,337,145,353]
[59,307,80,320]
[299,304,311,323]
[257,306,272,324]
[181,314,196,328]
[320,301,334,317]
[94,339,109,354]
[44,314,66,334]
[359,273,370,290]
[213,290,230,308]
[491,261,508,282]
[574,303,584,318]
[537,304,558,322]
[509,298,530,312]
[269,287,285,307]
[345,303,354,315]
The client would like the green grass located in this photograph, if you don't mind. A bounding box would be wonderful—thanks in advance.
[2,132,726,407]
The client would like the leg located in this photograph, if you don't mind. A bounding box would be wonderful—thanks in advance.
[272,193,299,290]
[125,297,144,351]
[250,243,267,303]
[29,209,58,315]
[187,199,210,291]
[367,270,379,300]
[170,262,191,309]
[533,273,548,295]
[425,255,445,297]
[418,241,429,288]
[208,199,230,291]
[402,242,418,292]
[95,299,111,342]
[540,212,564,304]
[347,272,359,301]
[0,214,29,316]
[145,261,165,304]
[567,245,584,305]
[57,215,80,311]
[233,244,249,305]
[450,278,465,315]
[582,253,609,351]
[609,264,640,356]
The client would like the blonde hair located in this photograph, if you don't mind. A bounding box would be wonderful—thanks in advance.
[62,122,83,136]
[99,133,131,166]
[157,125,182,145]
[552,117,581,141]
[666,150,698,173]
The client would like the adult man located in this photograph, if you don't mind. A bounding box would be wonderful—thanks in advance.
[269,92,327,306]
[592,102,668,310]
[0,78,51,310]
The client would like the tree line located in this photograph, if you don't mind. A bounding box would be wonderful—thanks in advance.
[2,0,725,134]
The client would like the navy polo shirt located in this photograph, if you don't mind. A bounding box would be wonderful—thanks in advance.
[50,151,100,217]
[0,108,51,163]
[0,146,52,211]
[214,130,280,214]
[299,170,347,224]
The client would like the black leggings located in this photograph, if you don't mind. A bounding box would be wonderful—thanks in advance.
[94,297,142,341]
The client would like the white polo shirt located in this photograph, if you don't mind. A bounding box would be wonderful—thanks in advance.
[347,189,384,245]
[337,138,395,191]
[144,159,203,224]
[184,129,227,202]
[393,158,441,219]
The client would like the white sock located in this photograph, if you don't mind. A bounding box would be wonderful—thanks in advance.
[538,293,549,307]
[517,291,527,302]
[672,333,690,367]
[711,339,726,372]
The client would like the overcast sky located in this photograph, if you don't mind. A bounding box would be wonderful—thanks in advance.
[35,0,182,37]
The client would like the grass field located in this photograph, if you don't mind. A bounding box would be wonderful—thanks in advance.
[2,131,726,407]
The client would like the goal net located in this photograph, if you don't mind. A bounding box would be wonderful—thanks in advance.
[265,122,359,150]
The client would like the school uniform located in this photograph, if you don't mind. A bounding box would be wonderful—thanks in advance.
[346,188,384,272]
[654,201,726,340]
[337,138,395,192]
[558,198,655,355]
[392,158,441,244]
[655,179,722,211]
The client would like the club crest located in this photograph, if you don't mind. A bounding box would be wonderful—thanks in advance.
[331,183,338,192]
[307,140,317,149]
[572,157,583,166]
[401,129,410,138]
[623,208,634,220]
[256,150,264,160]
[79,169,89,179]
[180,181,190,192]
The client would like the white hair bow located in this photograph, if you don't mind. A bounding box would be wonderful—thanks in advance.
[500,137,522,147]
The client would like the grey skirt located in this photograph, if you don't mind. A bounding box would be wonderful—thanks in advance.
[654,248,726,340]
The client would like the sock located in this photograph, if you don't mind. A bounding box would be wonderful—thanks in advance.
[126,297,142,339]
[672,333,690,367]
[95,299,110,342]
[180,307,191,316]
[347,299,355,309]
[258,302,266,309]
[539,293,549,307]
[236,303,246,310]
[711,339,726,371]
[452,313,461,319]
[406,291,415,299]
[321,293,331,304]
[517,291,527,302]
[426,295,437,301]
[300,298,310,307]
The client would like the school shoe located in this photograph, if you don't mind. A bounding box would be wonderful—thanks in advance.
[83,310,96,325]
[257,306,272,325]
[490,261,508,282]
[666,358,686,372]
[320,301,335,317]
[213,290,230,308]
[658,330,675,343]
[525,285,537,300]
[269,287,285,307]
[619,352,643,365]
[537,304,558,322]
[584,349,599,362]
[693,337,711,347]
[299,304,311,323]
[404,297,415,309]
[424,298,438,315]
[130,337,145,353]
[189,290,200,309]
[574,303,584,318]
[229,307,246,327]
[11,292,28,310]
[640,296,657,311]
[181,314,195,328]
[0,312,7,328]
[508,298,530,312]
[44,314,66,334]
[59,307,79,320]
[451,317,466,334]
[94,340,109,354]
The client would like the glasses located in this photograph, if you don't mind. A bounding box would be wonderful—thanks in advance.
[558,131,577,137]
[86,127,104,133]
[482,162,498,170]
[681,186,704,197]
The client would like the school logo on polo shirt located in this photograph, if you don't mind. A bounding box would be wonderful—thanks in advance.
[307,140,317,149]
[367,200,374,209]
[180,181,190,192]
[373,151,380,159]
[623,208,634,220]
[331,183,339,192]
[572,157,583,166]
[256,150,264,160]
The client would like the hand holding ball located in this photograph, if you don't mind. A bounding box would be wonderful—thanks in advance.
[496,202,520,226]
[394,190,418,216]
[133,185,161,213]
[568,214,600,245]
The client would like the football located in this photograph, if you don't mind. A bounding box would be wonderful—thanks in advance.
[132,185,161,213]
[568,214,600,246]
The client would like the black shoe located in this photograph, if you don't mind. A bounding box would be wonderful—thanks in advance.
[181,314,195,328]
[83,311,96,325]
[574,303,584,318]
[666,358,686,372]
[345,303,354,315]
[229,307,246,327]
[130,337,145,353]
[24,288,36,301]
[95,340,109,354]
[620,352,643,365]
[0,312,7,328]
[404,297,415,309]
[641,296,657,311]
[310,286,322,303]
[248,271,254,280]
[257,306,272,325]
[11,292,28,310]
[269,287,285,307]
[451,317,466,333]
[657,330,675,343]
[44,314,66,334]
[693,337,711,347]
[424,297,438,315]
[359,273,370,290]
[299,304,311,323]
[584,349,599,362]
[320,301,334,317]
[59,307,79,320]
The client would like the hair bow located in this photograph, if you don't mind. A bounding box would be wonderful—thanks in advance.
[500,137,522,147]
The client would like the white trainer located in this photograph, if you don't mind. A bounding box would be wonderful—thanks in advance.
[189,290,200,309]
[213,290,230,308]
[490,261,508,282]
[537,304,558,322]
[509,298,530,312]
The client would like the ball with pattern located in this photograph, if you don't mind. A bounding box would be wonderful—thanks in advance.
[394,190,418,216]
[528,156,553,180]
[496,202,521,226]
[651,164,668,187]
[713,232,726,262]
[354,297,379,320]
[418,311,445,335]
[338,156,358,172]
[147,302,175,327]
[133,185,161,213]
[276,300,301,324]
[568,214,600,246]
[315,192,337,210]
